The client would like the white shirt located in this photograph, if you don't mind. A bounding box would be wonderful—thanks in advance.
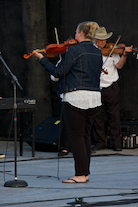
[100,53,120,88]
[63,90,101,110]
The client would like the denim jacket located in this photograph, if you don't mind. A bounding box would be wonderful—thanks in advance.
[39,41,103,94]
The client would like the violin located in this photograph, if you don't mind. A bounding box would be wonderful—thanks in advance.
[45,38,78,58]
[101,42,138,56]
[23,38,78,59]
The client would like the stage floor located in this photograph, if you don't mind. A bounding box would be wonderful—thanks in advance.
[0,141,138,207]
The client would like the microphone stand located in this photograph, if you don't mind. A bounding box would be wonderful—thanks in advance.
[0,53,28,187]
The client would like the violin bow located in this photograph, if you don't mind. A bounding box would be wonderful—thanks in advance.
[103,35,121,68]
[54,27,62,60]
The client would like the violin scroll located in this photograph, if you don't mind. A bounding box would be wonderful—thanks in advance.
[23,49,46,59]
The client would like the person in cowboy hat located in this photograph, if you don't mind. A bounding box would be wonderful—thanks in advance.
[92,26,133,151]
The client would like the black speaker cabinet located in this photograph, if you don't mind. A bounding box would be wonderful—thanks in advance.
[27,117,61,151]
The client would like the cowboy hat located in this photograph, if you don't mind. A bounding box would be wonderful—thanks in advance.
[94,27,113,40]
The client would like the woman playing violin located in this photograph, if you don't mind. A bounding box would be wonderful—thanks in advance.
[33,21,103,183]
[92,27,133,152]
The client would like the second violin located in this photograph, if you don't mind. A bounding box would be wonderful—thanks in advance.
[101,42,138,56]
[101,42,126,56]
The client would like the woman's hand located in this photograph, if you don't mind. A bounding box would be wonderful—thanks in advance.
[33,50,44,59]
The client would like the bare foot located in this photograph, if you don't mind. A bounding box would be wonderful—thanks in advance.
[62,176,87,183]
[62,150,68,153]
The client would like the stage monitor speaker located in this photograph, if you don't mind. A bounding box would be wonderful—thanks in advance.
[27,117,61,151]
[35,117,61,145]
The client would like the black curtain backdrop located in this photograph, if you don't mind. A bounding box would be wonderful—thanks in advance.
[0,0,138,137]
[46,0,138,121]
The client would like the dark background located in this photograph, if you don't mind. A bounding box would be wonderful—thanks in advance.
[0,0,138,138]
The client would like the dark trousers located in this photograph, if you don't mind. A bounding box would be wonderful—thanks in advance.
[63,102,98,176]
[93,81,122,148]
[60,104,71,152]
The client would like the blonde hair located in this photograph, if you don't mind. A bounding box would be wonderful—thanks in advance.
[77,21,99,40]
